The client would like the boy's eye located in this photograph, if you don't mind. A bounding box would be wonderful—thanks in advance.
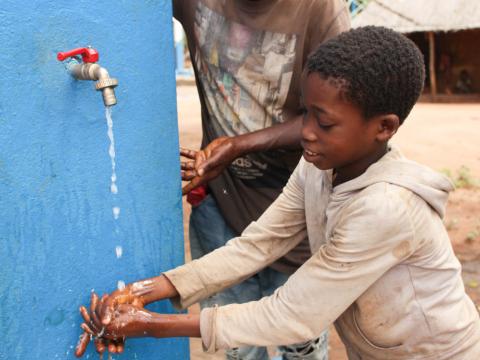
[315,116,334,130]
[318,122,333,130]
[301,108,333,130]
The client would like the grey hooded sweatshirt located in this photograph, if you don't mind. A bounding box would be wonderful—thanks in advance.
[165,146,480,359]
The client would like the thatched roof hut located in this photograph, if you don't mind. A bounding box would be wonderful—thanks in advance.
[352,0,480,100]
[352,0,480,33]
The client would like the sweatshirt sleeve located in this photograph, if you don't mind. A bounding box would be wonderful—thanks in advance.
[200,186,416,351]
[164,160,308,309]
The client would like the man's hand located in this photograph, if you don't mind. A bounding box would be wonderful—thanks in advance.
[181,136,238,195]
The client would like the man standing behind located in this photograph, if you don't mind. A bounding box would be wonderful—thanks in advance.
[175,1,350,359]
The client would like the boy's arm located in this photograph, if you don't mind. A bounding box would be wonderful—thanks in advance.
[102,305,201,340]
[200,190,416,351]
[98,159,305,325]
[100,274,179,325]
[167,159,308,308]
[80,160,306,357]
[76,291,201,357]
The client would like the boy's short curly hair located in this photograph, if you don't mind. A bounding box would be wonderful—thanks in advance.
[306,26,425,124]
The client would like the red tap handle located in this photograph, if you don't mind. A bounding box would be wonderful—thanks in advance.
[57,47,99,63]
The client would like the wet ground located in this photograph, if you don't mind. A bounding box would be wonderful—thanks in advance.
[176,84,480,359]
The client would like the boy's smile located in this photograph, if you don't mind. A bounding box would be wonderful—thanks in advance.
[301,72,399,186]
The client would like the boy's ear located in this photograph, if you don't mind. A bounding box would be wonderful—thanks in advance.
[374,114,400,142]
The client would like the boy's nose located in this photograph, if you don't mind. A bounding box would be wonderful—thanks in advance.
[301,117,318,142]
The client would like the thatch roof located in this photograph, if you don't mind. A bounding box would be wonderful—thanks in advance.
[352,0,480,33]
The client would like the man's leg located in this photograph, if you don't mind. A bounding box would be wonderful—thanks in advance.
[260,268,329,360]
[189,194,269,360]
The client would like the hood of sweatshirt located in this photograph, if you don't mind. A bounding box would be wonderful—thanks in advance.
[329,145,454,218]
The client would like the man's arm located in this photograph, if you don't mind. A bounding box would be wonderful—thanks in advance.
[234,114,303,153]
[181,115,303,194]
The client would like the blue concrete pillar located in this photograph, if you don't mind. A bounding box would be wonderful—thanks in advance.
[0,1,188,359]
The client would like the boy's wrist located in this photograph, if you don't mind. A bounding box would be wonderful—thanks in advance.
[137,274,179,305]
[146,314,201,338]
[144,313,162,337]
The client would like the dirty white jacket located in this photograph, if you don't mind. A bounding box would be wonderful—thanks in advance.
[165,147,480,359]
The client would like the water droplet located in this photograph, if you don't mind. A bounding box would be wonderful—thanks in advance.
[115,245,123,259]
[117,280,126,291]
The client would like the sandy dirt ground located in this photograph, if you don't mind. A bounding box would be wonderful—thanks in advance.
[176,84,480,360]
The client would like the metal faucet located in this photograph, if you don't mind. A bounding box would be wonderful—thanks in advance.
[57,47,118,106]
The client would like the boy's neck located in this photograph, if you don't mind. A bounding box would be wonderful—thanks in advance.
[333,145,389,187]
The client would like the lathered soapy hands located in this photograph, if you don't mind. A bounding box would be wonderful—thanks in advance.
[75,275,184,358]
[74,279,157,357]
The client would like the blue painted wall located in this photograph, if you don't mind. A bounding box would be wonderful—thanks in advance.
[0,1,188,359]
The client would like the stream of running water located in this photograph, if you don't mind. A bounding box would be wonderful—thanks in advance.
[105,106,124,291]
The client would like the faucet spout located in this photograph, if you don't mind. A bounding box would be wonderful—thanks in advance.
[58,47,118,107]
[69,63,119,106]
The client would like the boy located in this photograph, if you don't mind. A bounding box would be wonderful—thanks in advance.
[76,26,480,359]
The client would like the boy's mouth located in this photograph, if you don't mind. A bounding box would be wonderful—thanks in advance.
[304,149,320,157]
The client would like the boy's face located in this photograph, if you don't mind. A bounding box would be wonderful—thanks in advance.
[301,73,396,173]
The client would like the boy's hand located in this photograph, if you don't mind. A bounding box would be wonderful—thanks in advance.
[102,304,156,339]
[75,276,178,357]
[99,282,150,326]
[181,136,239,194]
[75,292,126,357]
